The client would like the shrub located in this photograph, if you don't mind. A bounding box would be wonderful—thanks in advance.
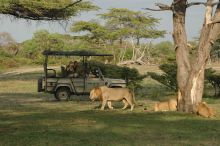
[148,63,177,91]
[89,61,146,89]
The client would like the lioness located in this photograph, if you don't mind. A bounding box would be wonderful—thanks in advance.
[196,102,216,118]
[154,99,177,112]
[89,86,135,111]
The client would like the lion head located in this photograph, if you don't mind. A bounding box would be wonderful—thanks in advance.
[89,87,102,101]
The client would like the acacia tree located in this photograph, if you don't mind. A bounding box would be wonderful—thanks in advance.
[147,0,220,112]
[71,21,108,44]
[0,0,98,20]
[100,8,165,45]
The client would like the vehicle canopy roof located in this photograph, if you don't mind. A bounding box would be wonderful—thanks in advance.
[43,50,113,57]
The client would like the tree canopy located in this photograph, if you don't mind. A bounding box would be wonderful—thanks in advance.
[71,8,165,45]
[99,8,165,45]
[0,0,99,20]
[71,21,107,43]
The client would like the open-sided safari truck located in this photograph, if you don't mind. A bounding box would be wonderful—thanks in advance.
[38,50,126,100]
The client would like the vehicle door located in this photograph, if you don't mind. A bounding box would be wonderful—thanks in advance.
[71,78,85,94]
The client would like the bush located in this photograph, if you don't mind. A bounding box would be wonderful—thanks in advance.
[89,61,146,89]
[148,63,177,91]
[205,68,220,96]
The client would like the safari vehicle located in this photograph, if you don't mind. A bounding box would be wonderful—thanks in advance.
[38,50,126,100]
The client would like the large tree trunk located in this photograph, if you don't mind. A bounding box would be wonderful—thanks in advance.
[148,0,220,112]
[173,0,220,112]
[172,0,192,112]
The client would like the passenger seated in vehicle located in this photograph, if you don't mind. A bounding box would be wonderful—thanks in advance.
[66,61,79,77]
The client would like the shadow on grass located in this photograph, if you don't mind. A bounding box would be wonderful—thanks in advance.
[0,109,220,146]
[0,92,91,102]
[0,91,220,145]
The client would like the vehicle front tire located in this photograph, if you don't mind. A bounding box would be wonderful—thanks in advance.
[54,87,70,101]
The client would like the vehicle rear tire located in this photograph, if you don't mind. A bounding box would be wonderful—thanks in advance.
[54,87,70,101]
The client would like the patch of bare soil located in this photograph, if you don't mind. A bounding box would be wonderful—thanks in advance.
[127,64,162,74]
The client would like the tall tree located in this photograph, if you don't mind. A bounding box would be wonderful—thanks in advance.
[71,21,107,44]
[99,8,165,45]
[146,0,220,112]
[0,0,98,20]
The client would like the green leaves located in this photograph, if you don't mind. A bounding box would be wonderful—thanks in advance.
[148,63,177,91]
[0,0,99,20]
[71,8,165,45]
[71,21,107,43]
[89,61,146,89]
[205,68,220,96]
[100,8,165,44]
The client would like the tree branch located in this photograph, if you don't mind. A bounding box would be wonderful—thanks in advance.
[0,0,84,21]
[187,1,220,8]
[61,0,83,10]
[144,3,172,11]
[187,2,206,8]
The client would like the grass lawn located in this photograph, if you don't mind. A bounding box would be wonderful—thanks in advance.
[0,72,220,146]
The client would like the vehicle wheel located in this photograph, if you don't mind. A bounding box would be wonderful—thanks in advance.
[54,87,70,101]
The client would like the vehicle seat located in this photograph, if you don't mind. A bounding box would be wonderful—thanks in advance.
[61,66,67,77]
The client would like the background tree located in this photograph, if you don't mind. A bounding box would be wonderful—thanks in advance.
[0,32,15,45]
[71,9,165,65]
[147,0,220,112]
[100,8,165,45]
[71,21,108,44]
[0,32,18,55]
[0,0,98,20]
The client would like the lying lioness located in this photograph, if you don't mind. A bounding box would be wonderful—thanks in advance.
[154,99,177,112]
[196,102,216,118]
[89,86,135,111]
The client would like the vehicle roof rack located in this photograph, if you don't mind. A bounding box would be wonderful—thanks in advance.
[43,50,113,57]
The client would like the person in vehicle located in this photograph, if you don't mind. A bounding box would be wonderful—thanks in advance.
[66,61,79,77]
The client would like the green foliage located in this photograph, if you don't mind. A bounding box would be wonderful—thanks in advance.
[71,8,165,45]
[148,63,220,97]
[89,61,146,89]
[0,0,99,20]
[71,21,107,43]
[205,68,220,96]
[99,8,165,45]
[150,41,175,63]
[148,63,177,91]
[210,38,220,61]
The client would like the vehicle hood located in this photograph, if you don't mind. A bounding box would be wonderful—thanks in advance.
[104,78,126,87]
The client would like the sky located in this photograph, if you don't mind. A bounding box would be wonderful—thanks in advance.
[0,0,208,43]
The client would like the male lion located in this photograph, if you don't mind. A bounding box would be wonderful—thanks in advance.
[89,86,135,111]
[154,99,177,112]
[196,102,216,118]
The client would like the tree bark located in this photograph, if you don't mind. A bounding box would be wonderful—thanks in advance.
[147,0,220,112]
[172,0,191,111]
[173,0,220,112]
